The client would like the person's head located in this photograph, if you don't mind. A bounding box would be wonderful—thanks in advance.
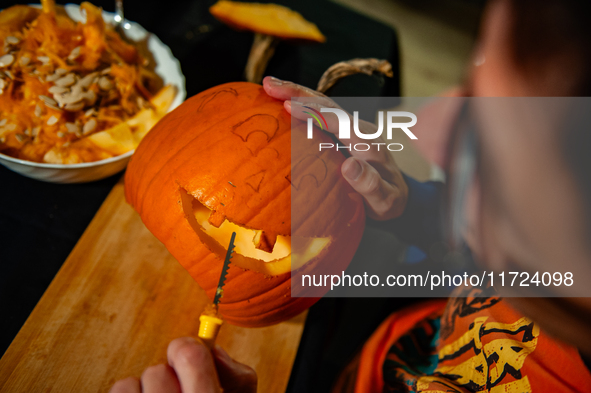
[471,0,591,97]
[459,0,591,354]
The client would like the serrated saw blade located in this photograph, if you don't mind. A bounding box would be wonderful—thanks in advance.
[213,231,235,306]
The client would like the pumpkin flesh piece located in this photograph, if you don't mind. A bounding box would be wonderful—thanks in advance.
[182,189,330,275]
[209,1,326,43]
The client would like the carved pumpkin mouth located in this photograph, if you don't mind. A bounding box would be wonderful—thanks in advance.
[180,187,330,275]
[192,197,291,262]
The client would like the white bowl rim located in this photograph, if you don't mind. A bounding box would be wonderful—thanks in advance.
[0,3,184,173]
[0,150,134,169]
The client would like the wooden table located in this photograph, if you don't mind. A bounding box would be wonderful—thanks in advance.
[0,178,306,392]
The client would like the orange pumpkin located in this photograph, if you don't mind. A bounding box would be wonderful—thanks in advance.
[125,82,365,327]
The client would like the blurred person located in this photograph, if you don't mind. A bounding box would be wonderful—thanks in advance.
[111,0,591,391]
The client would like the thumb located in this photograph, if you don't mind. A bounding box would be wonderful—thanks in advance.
[167,337,222,393]
[342,157,407,220]
[212,345,257,393]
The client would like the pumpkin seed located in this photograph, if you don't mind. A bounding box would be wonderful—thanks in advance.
[57,93,83,106]
[83,90,97,105]
[78,73,97,88]
[15,134,27,143]
[37,56,50,64]
[46,103,61,111]
[34,105,43,117]
[46,73,60,82]
[68,46,81,60]
[64,101,85,112]
[54,74,76,87]
[98,76,113,91]
[65,122,80,134]
[57,131,65,138]
[24,128,31,136]
[0,54,14,67]
[55,68,68,76]
[84,108,97,117]
[4,70,13,79]
[5,36,19,45]
[19,56,30,66]
[47,115,58,126]
[70,84,83,96]
[31,126,40,137]
[83,118,97,134]
[39,95,58,107]
[52,95,65,107]
[0,119,7,126]
[48,85,69,95]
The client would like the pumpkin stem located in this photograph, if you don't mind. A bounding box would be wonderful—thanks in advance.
[316,58,394,94]
[245,33,280,84]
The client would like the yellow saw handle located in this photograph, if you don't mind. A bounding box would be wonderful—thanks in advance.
[198,314,223,349]
[198,232,234,348]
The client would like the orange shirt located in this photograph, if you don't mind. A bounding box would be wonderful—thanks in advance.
[354,289,591,392]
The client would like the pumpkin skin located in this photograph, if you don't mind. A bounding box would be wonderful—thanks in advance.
[125,82,365,327]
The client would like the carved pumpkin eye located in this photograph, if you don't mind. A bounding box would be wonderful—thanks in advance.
[125,82,365,327]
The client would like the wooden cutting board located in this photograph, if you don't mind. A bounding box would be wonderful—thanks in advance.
[0,177,306,392]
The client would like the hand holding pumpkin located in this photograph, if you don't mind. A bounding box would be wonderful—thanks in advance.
[263,76,409,220]
[110,337,257,393]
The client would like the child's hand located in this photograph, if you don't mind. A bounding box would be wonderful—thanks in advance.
[263,76,408,220]
[109,337,257,393]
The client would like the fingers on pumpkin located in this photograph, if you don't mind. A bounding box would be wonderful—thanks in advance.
[253,230,277,252]
[287,99,351,140]
[342,157,407,220]
[262,77,326,100]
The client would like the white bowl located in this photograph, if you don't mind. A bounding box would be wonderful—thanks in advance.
[0,150,134,183]
[0,4,186,183]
